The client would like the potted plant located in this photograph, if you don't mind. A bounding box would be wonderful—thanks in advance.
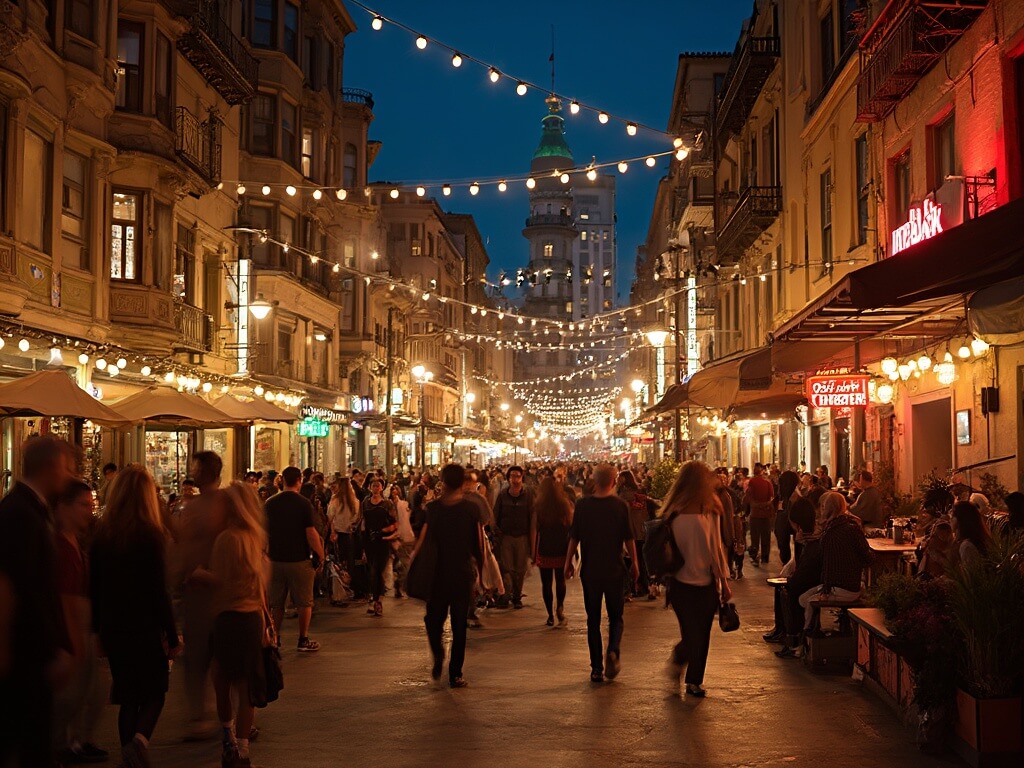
[948,534,1024,766]
[648,458,680,501]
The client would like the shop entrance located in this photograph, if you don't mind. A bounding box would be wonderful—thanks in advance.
[912,398,953,482]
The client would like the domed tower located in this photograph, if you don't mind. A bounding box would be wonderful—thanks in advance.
[520,96,578,380]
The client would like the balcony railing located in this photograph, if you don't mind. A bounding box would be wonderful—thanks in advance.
[715,35,780,139]
[177,0,258,105]
[341,88,375,110]
[524,213,576,228]
[173,300,214,352]
[856,0,987,122]
[715,186,782,262]
[175,107,222,185]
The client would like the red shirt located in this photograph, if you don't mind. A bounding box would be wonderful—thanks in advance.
[745,476,776,518]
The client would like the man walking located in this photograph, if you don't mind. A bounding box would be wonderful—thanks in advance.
[744,463,775,567]
[461,470,492,628]
[493,466,534,609]
[266,466,325,652]
[564,464,638,683]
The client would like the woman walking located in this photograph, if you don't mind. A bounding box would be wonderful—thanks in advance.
[387,484,415,598]
[327,477,359,576]
[361,477,397,617]
[533,476,573,626]
[204,482,269,768]
[663,462,732,697]
[90,466,180,768]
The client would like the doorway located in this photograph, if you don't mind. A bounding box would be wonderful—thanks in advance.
[911,398,952,484]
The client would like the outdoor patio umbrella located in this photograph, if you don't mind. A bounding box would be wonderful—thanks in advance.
[0,369,131,426]
[110,386,243,428]
[211,394,297,423]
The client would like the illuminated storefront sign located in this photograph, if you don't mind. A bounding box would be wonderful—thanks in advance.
[298,417,329,438]
[891,198,944,255]
[300,405,344,423]
[805,374,870,409]
[351,396,375,414]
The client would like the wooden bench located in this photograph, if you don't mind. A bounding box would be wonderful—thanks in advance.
[849,608,916,721]
[804,596,866,672]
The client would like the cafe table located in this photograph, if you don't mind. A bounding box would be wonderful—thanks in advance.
[866,538,918,585]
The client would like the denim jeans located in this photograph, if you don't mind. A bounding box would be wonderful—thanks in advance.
[582,576,625,672]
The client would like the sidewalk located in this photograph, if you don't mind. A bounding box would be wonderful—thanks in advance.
[94,566,949,768]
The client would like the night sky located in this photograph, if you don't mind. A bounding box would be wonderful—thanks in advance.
[344,0,752,303]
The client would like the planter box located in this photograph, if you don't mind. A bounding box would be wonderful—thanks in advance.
[954,688,1024,768]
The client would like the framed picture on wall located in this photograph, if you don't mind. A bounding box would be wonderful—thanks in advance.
[956,409,971,446]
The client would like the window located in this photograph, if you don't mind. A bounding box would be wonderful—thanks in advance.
[110,191,140,280]
[340,278,355,331]
[580,231,587,241]
[302,35,319,89]
[280,213,295,270]
[301,128,314,179]
[748,132,758,186]
[248,205,273,265]
[250,94,275,156]
[893,150,912,225]
[855,134,869,245]
[543,242,553,258]
[820,168,833,273]
[932,113,957,188]
[281,101,297,167]
[343,240,355,268]
[61,152,87,244]
[343,143,357,188]
[0,103,7,231]
[763,115,777,186]
[174,223,195,302]
[840,0,860,55]
[252,0,275,49]
[565,301,573,314]
[277,325,293,374]
[68,0,94,40]
[283,2,299,61]
[819,9,835,84]
[325,41,336,91]
[23,131,51,253]
[155,34,173,127]
[116,22,143,113]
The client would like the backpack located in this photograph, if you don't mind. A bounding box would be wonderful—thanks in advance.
[642,512,685,584]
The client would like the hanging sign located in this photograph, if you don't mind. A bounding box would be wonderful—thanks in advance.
[298,417,330,438]
[805,374,870,409]
[300,405,344,423]
[889,183,964,256]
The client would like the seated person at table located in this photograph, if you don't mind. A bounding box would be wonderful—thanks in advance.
[774,500,825,658]
[796,492,870,633]
[848,471,883,528]
[1004,491,1024,535]
[915,506,954,579]
[764,499,818,646]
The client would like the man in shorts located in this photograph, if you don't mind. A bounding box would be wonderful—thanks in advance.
[266,466,325,652]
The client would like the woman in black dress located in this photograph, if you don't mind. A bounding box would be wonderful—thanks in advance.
[360,477,397,617]
[90,465,180,768]
[533,477,573,626]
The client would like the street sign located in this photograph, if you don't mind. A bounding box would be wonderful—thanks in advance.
[805,374,870,409]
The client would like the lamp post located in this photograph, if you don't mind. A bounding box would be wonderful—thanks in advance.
[514,413,523,463]
[412,364,433,470]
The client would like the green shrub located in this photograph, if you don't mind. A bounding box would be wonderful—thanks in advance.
[649,458,680,501]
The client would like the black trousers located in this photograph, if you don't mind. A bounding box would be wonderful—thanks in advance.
[0,674,53,767]
[539,567,566,617]
[582,576,625,672]
[365,540,390,601]
[774,511,793,564]
[425,581,471,681]
[668,580,719,685]
[748,517,773,563]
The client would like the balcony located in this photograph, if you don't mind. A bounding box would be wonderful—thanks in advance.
[173,300,214,353]
[177,0,259,105]
[524,213,576,229]
[715,35,780,140]
[856,0,988,123]
[175,107,222,186]
[341,88,375,110]
[715,186,782,262]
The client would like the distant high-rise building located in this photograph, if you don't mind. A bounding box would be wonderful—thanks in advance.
[572,174,616,318]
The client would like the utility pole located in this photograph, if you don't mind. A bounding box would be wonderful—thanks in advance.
[674,288,684,462]
[384,306,394,472]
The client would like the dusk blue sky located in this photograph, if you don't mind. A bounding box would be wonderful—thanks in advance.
[344,0,752,302]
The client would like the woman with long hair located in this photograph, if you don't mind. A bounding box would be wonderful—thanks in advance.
[89,465,179,768]
[387,484,415,598]
[952,500,994,569]
[204,482,268,768]
[775,470,801,565]
[328,477,359,576]
[533,476,574,626]
[662,462,732,697]
[361,477,397,617]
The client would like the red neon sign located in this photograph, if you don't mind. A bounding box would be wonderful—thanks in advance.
[805,375,870,409]
[891,198,943,255]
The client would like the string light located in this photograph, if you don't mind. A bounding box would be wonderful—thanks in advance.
[336,189,347,200]
[416,186,426,196]
[498,180,507,192]
[415,35,427,49]
[469,182,480,195]
[488,67,500,83]
[618,161,628,173]
[526,178,536,189]
[598,111,609,124]
[451,52,463,67]
[626,122,637,136]
[371,15,384,30]
[569,101,580,115]
[516,81,528,96]
[442,184,452,196]
[645,156,657,167]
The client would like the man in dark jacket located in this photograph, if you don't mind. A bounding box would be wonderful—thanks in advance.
[0,436,77,768]
[493,466,534,609]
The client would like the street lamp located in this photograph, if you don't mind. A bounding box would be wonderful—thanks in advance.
[646,329,669,402]
[514,413,523,463]
[412,364,434,470]
[630,378,645,395]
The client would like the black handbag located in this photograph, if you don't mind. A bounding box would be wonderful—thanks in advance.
[718,601,741,632]
[405,530,437,602]
[259,646,284,706]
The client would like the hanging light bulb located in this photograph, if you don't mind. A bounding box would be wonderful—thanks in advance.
[880,357,899,375]
[141,365,152,376]
[261,185,271,195]
[285,185,296,196]
[526,178,536,189]
[646,156,657,168]
[202,382,213,393]
[906,358,917,371]
[371,15,384,30]
[442,184,452,197]
[254,385,264,396]
[626,122,637,136]
[617,161,628,173]
[332,263,340,273]
[970,337,990,356]
[936,360,958,386]
[336,189,347,200]
[897,363,912,381]
[568,101,580,115]
[451,52,462,68]
[916,354,932,371]
[957,342,972,360]
[559,173,570,184]
[116,357,127,369]
[78,352,89,365]
[675,148,688,161]
[17,338,29,352]
[95,358,107,370]
[312,188,324,201]
[389,188,400,199]
[415,35,427,49]
[415,186,426,197]
[236,184,246,195]
[515,81,528,96]
[164,371,176,383]
[673,137,684,149]
[877,383,895,404]
[597,112,609,124]
[586,168,597,181]
[220,384,229,394]
[488,67,500,83]
[498,180,507,192]
[107,366,119,377]
[371,250,379,260]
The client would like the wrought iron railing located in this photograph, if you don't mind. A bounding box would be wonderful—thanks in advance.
[341,88,375,110]
[173,299,214,352]
[175,106,222,184]
[525,213,575,228]
[178,0,258,104]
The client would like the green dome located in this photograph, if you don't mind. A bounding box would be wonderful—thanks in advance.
[532,98,573,162]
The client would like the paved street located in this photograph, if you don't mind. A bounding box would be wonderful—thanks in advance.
[93,568,952,768]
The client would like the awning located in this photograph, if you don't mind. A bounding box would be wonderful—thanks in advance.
[644,383,689,416]
[211,395,297,423]
[111,387,243,428]
[968,275,1024,346]
[686,347,773,410]
[0,369,131,427]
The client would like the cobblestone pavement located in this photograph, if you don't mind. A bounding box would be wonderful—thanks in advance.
[94,564,951,768]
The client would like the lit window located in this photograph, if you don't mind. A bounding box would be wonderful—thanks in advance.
[110,191,140,281]
[301,128,314,179]
[543,242,553,258]
[580,231,587,241]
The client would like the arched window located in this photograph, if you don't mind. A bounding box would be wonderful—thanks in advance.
[343,143,358,188]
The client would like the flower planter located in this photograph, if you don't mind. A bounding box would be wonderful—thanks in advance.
[953,688,1023,767]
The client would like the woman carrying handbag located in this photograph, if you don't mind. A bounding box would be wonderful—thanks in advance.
[663,462,733,698]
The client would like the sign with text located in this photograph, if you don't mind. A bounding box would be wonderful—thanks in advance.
[300,405,345,423]
[298,417,329,438]
[805,374,870,409]
[891,181,965,256]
